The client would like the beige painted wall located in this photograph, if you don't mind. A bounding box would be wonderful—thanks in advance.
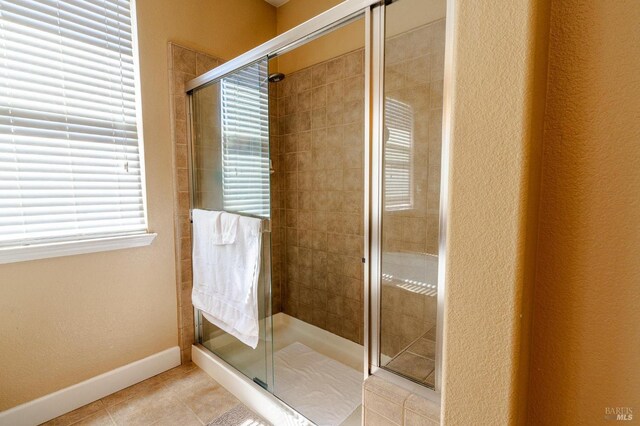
[0,0,275,411]
[276,0,363,74]
[275,0,444,74]
[441,0,550,424]
[528,1,640,424]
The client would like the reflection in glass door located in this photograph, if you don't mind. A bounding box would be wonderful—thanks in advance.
[190,58,273,391]
[378,0,446,389]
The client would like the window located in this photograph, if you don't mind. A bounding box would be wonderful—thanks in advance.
[0,0,153,262]
[384,98,414,211]
[220,60,270,218]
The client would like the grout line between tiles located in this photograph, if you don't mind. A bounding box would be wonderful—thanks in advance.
[404,406,440,424]
[367,404,403,426]
[105,408,117,426]
[177,392,205,426]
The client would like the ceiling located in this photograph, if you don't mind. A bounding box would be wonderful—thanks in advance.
[264,0,290,7]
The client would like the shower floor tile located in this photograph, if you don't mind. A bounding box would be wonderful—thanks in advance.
[40,364,269,426]
[386,352,435,381]
[384,327,437,385]
[406,337,436,359]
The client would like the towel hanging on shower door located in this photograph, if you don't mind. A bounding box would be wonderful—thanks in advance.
[191,209,263,348]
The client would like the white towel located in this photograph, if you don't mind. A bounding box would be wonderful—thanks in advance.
[191,209,263,348]
[211,211,239,245]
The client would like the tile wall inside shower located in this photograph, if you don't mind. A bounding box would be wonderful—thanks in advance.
[272,49,366,344]
[272,18,445,349]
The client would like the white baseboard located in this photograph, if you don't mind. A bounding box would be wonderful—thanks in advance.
[0,346,181,426]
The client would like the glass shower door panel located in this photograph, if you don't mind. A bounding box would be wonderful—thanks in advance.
[191,58,273,390]
[378,0,446,388]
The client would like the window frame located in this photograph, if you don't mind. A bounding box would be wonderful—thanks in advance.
[0,0,155,265]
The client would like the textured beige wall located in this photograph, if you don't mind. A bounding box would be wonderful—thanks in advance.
[0,0,275,411]
[148,0,276,62]
[528,1,640,424]
[441,0,549,424]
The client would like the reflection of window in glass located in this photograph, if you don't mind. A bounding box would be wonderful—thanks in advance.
[220,61,270,217]
[384,98,414,211]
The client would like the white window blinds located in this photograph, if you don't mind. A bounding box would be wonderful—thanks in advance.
[0,0,147,247]
[220,60,270,217]
[384,98,413,211]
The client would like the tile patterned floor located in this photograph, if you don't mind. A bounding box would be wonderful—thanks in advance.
[385,326,437,387]
[41,363,269,426]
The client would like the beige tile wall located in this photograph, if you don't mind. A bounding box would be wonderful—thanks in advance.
[363,376,440,425]
[381,283,437,359]
[168,43,223,363]
[275,49,366,344]
[275,20,444,349]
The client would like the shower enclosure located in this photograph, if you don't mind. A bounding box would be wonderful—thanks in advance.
[186,0,450,423]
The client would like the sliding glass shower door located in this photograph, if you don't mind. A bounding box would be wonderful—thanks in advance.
[190,58,274,391]
[374,0,446,391]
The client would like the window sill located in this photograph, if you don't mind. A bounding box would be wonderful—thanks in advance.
[0,233,157,265]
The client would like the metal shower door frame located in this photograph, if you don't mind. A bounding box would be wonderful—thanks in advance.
[184,0,450,407]
[366,0,454,403]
